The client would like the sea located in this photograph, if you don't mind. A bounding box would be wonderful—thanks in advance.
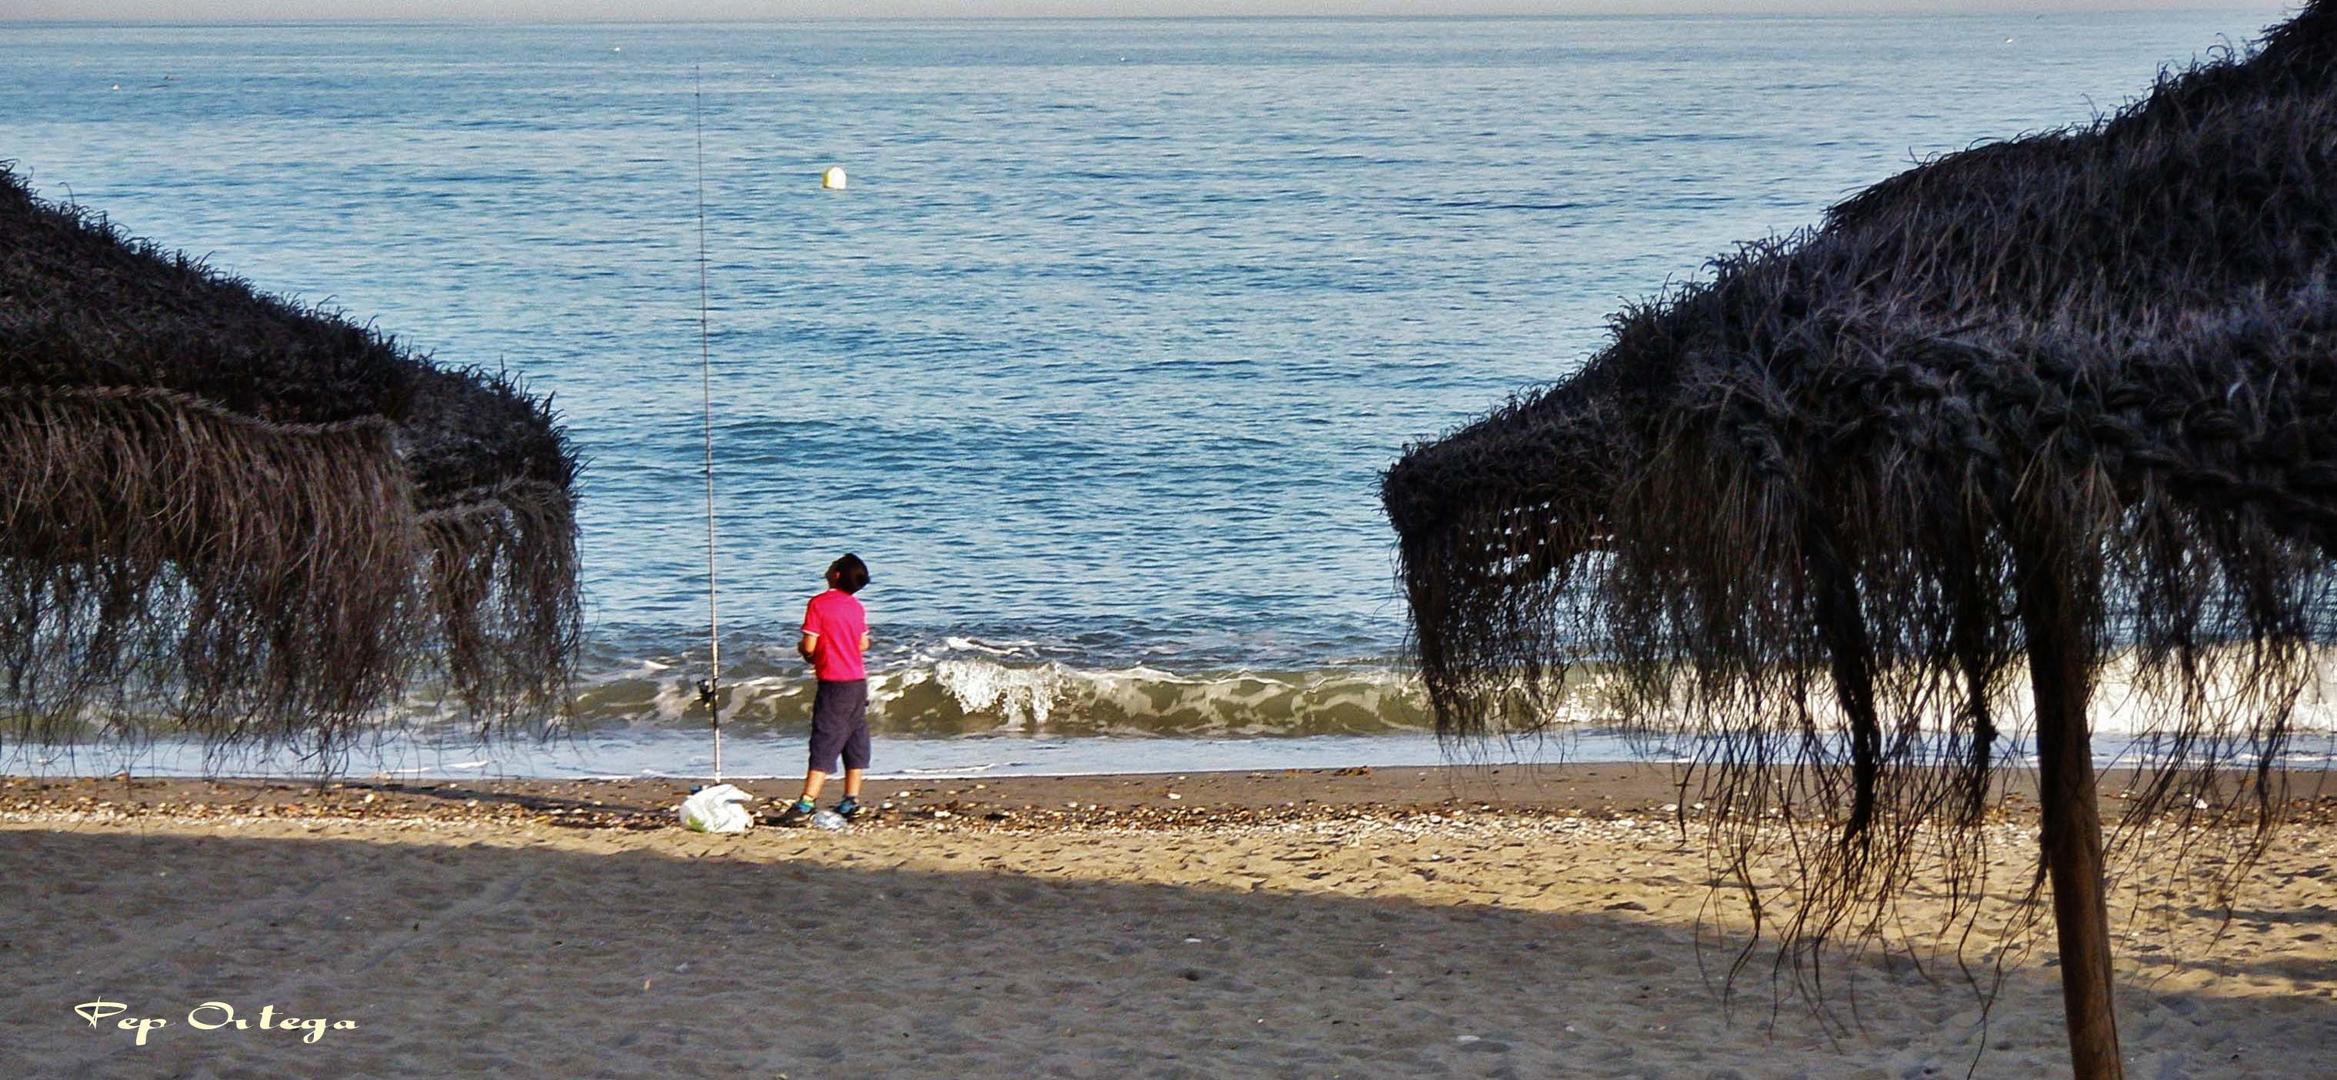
[7,9,2333,779]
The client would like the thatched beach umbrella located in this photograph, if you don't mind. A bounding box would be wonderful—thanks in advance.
[1,168,580,757]
[1385,7,2337,1077]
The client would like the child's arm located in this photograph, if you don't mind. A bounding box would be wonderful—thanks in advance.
[799,597,821,663]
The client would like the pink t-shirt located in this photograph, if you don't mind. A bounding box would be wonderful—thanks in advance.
[801,589,868,682]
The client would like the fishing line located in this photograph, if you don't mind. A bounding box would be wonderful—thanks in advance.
[691,65,724,782]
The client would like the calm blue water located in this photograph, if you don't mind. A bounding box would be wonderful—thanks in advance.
[1,11,2311,773]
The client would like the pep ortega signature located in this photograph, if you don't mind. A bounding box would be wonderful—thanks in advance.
[76,1000,359,1046]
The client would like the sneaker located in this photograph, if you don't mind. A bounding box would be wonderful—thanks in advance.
[771,797,818,826]
[834,796,863,821]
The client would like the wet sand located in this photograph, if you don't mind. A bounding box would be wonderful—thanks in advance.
[4,765,2334,1077]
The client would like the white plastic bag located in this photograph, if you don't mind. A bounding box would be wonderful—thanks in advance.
[678,783,755,833]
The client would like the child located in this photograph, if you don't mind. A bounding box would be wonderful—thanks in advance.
[776,554,872,825]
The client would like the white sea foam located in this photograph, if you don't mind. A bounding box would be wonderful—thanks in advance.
[928,658,1069,729]
[457,633,2337,748]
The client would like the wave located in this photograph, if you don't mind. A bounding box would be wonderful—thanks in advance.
[571,653,1435,738]
[29,630,2330,747]
[562,635,2337,741]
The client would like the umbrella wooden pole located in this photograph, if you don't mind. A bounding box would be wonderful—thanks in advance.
[2014,535,2124,1080]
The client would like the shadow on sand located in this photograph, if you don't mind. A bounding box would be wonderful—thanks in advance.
[3,825,2330,1078]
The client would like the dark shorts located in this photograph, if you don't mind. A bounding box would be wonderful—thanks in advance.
[808,678,870,774]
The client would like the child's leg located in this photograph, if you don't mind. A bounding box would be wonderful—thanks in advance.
[839,682,872,801]
[799,679,850,806]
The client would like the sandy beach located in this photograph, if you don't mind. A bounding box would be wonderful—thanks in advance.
[3,765,2333,1078]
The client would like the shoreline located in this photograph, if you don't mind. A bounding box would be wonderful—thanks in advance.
[9,762,2334,832]
[13,721,2334,784]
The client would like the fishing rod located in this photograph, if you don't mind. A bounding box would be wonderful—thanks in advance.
[691,65,724,782]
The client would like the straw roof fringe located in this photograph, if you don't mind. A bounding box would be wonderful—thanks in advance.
[1,167,580,755]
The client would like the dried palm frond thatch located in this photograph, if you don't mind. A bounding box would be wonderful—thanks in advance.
[1,166,580,760]
[1384,7,2337,1077]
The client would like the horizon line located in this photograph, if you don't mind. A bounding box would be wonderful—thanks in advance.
[0,5,2290,26]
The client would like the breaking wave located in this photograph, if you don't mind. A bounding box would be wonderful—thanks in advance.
[570,651,1433,738]
[558,633,2337,741]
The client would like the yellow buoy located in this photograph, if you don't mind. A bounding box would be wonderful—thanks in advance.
[820,165,848,191]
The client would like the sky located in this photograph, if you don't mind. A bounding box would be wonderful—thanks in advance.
[0,1,2301,22]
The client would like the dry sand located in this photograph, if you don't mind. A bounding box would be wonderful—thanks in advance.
[3,766,2334,1078]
